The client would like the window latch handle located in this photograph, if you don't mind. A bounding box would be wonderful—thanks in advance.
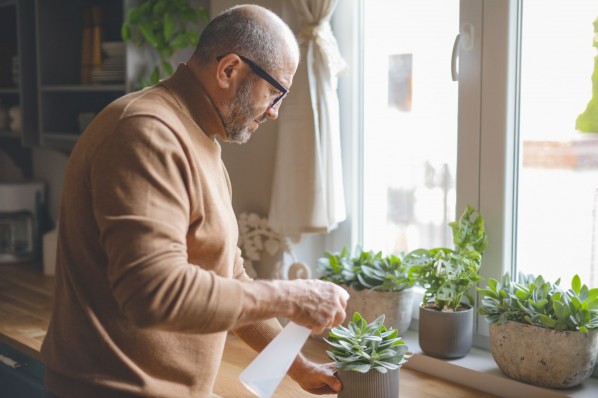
[451,34,461,81]
[451,23,475,82]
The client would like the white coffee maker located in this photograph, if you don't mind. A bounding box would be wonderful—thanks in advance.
[0,181,46,264]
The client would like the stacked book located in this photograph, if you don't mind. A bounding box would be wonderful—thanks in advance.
[91,41,125,84]
[12,56,19,86]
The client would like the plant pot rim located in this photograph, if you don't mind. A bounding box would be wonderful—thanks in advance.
[489,320,598,334]
[337,367,401,375]
[343,284,414,293]
[420,302,472,312]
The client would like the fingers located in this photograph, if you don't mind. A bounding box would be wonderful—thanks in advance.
[333,284,349,327]
[294,361,342,395]
[286,279,348,333]
[305,384,338,395]
[330,283,349,327]
[337,285,350,303]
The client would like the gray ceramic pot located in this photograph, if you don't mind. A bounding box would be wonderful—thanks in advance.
[418,304,473,359]
[489,321,598,389]
[337,368,399,398]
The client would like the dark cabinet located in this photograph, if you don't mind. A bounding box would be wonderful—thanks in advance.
[35,0,128,152]
[0,0,138,154]
[0,0,37,146]
[0,343,45,398]
[0,0,36,177]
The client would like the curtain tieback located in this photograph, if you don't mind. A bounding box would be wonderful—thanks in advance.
[298,20,347,76]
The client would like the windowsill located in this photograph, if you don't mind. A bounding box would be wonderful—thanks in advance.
[401,330,598,398]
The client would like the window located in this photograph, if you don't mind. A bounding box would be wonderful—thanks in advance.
[515,0,598,288]
[361,0,459,255]
[332,0,598,386]
[333,0,598,312]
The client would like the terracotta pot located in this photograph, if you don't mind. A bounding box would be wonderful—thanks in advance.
[338,368,399,398]
[489,321,598,389]
[344,286,414,335]
[418,304,473,359]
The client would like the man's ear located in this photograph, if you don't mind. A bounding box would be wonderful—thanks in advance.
[215,54,242,89]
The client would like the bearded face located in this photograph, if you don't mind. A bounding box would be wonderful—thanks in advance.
[221,77,267,144]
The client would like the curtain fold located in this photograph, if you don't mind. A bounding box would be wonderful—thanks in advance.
[268,0,347,240]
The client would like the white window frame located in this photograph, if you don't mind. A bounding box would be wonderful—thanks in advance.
[330,0,520,343]
[470,0,519,342]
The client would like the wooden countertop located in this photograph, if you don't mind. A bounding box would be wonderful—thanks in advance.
[0,262,53,360]
[0,263,497,397]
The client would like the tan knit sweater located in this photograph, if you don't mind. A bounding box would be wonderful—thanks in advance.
[41,64,281,398]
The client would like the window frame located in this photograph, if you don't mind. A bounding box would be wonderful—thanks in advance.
[330,0,519,345]
[470,0,520,342]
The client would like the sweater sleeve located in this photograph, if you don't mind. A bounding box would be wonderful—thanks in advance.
[90,115,244,333]
[232,318,284,353]
[232,247,252,281]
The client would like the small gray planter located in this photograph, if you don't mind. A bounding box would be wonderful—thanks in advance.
[489,321,598,389]
[344,286,414,335]
[337,368,399,398]
[418,304,473,359]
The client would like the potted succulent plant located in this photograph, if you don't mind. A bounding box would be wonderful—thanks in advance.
[404,205,487,358]
[478,272,598,389]
[325,312,411,398]
[317,247,416,335]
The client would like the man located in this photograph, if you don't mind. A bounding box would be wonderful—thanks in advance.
[41,4,348,398]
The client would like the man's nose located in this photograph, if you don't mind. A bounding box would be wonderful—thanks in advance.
[265,104,280,120]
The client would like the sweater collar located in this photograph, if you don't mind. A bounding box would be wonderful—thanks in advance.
[160,63,228,141]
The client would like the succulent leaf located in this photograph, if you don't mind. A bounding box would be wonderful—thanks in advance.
[326,313,410,373]
[478,273,598,333]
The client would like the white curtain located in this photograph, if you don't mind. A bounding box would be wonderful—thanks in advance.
[268,0,347,240]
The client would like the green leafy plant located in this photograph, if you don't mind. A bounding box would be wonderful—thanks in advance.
[576,16,598,133]
[325,312,410,373]
[405,205,488,311]
[317,246,415,292]
[478,272,598,333]
[121,0,209,87]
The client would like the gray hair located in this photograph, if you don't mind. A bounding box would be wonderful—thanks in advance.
[194,5,296,72]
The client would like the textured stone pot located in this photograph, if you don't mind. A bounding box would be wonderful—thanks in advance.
[338,368,399,398]
[418,304,473,359]
[489,321,598,389]
[344,286,414,335]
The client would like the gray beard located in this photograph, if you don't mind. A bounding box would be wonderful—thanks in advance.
[223,79,258,144]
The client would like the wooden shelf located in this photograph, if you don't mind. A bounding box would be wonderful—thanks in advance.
[0,87,19,94]
[40,133,79,154]
[0,131,21,138]
[41,84,126,93]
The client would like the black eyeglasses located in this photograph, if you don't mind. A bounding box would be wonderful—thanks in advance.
[216,53,289,108]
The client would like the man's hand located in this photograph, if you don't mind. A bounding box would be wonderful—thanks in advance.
[238,279,349,334]
[285,279,349,334]
[289,356,342,395]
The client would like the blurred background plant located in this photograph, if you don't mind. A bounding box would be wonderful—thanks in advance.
[121,0,209,88]
[317,246,415,292]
